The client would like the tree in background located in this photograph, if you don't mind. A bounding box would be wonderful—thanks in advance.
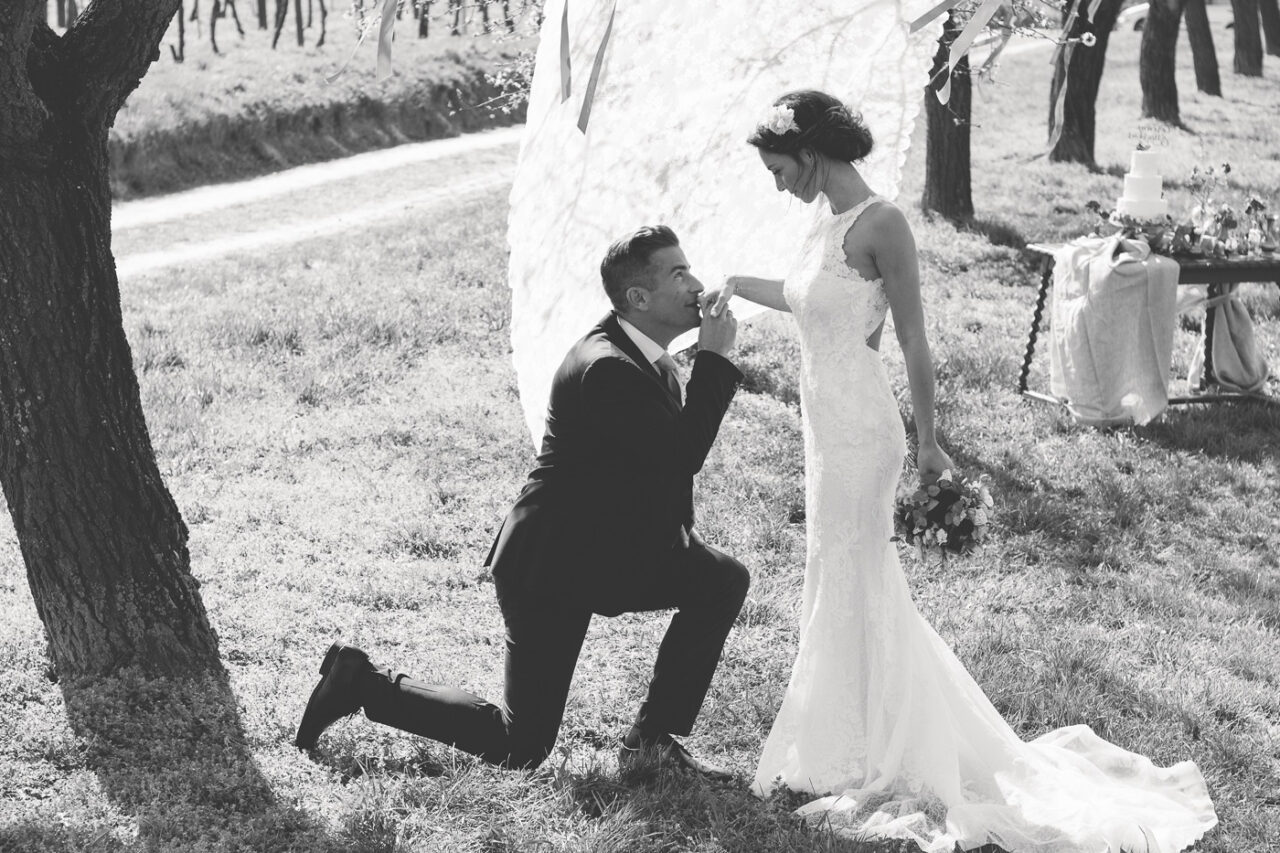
[1140,0,1187,125]
[922,11,973,221]
[1232,0,1265,74]
[1184,0,1222,95]
[1048,0,1124,166]
[1,0,222,681]
[1259,0,1280,55]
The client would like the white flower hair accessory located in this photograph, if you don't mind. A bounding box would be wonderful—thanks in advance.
[761,103,800,136]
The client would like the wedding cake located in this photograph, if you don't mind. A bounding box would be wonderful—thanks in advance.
[1115,149,1169,220]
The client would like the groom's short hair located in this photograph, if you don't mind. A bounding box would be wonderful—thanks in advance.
[600,225,681,313]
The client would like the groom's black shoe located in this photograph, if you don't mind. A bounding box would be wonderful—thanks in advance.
[618,727,735,783]
[295,641,371,749]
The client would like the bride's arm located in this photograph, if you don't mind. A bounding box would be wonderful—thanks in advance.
[862,207,953,481]
[707,275,790,315]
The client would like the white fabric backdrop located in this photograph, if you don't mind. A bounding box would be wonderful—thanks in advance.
[506,0,943,446]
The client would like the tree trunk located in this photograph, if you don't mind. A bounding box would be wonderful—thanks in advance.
[1184,0,1222,94]
[257,0,268,28]
[1260,0,1280,56]
[271,0,287,47]
[922,12,973,222]
[170,1,187,62]
[1,1,222,682]
[293,0,303,45]
[56,0,67,28]
[1141,0,1187,125]
[1232,0,1265,74]
[1048,0,1124,165]
[226,0,245,36]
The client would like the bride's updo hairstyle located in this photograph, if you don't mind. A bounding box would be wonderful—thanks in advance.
[748,90,874,164]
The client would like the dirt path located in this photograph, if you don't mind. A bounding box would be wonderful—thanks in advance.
[112,127,522,279]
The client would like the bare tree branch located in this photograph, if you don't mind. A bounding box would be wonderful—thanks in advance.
[59,0,182,126]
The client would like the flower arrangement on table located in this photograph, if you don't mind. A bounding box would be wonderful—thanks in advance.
[894,470,994,558]
[1085,160,1277,259]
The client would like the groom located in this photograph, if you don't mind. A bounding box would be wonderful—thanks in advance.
[295,225,747,778]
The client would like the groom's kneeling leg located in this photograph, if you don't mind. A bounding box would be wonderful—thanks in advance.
[499,591,594,768]
[634,542,749,738]
[358,588,591,770]
[360,669,515,764]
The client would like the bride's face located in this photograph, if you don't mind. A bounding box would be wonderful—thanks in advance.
[759,149,819,204]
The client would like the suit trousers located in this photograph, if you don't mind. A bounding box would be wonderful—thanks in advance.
[358,539,749,769]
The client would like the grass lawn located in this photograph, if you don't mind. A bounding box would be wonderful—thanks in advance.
[2,13,1279,853]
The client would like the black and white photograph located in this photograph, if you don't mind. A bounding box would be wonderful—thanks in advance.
[1,0,1277,849]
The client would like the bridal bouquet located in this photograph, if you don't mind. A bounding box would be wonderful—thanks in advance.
[894,470,994,557]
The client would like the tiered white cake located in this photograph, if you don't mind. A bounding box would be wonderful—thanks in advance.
[1115,149,1168,220]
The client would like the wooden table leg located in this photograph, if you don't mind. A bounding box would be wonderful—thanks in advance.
[1201,282,1221,392]
[1018,255,1054,395]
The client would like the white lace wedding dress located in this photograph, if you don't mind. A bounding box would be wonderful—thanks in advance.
[752,196,1218,853]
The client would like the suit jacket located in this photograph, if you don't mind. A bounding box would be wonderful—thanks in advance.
[486,312,742,615]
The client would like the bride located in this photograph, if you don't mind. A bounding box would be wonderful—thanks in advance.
[708,89,1217,852]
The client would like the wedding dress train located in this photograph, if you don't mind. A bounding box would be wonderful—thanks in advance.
[752,196,1217,853]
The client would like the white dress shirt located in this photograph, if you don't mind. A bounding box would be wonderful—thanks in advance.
[616,316,669,370]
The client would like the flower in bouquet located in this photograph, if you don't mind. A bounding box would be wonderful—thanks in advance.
[894,470,994,558]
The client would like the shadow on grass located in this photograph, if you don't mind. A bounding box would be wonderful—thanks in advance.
[962,217,1027,251]
[557,760,901,853]
[0,667,372,853]
[1140,400,1280,464]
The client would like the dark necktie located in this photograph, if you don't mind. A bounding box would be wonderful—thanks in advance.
[654,352,681,402]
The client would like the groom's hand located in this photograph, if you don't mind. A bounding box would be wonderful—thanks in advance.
[697,293,737,357]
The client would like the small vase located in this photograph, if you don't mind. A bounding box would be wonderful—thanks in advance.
[1260,214,1278,253]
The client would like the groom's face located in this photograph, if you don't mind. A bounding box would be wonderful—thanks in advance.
[632,246,704,334]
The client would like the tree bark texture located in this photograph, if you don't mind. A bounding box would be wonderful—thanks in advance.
[1184,0,1222,95]
[0,0,221,681]
[1259,0,1280,56]
[1048,0,1124,165]
[922,12,973,221]
[1141,0,1187,125]
[1232,0,1265,74]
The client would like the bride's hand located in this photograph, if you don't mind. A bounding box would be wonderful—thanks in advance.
[703,278,738,317]
[916,441,954,484]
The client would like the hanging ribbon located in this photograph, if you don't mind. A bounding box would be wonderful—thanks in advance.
[1042,0,1088,156]
[375,0,399,79]
[557,0,618,132]
[933,0,1005,103]
[560,1,572,101]
[577,0,617,132]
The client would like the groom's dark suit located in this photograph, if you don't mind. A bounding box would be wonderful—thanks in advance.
[356,312,747,768]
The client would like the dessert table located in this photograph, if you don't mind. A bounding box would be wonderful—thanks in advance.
[1018,245,1280,408]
